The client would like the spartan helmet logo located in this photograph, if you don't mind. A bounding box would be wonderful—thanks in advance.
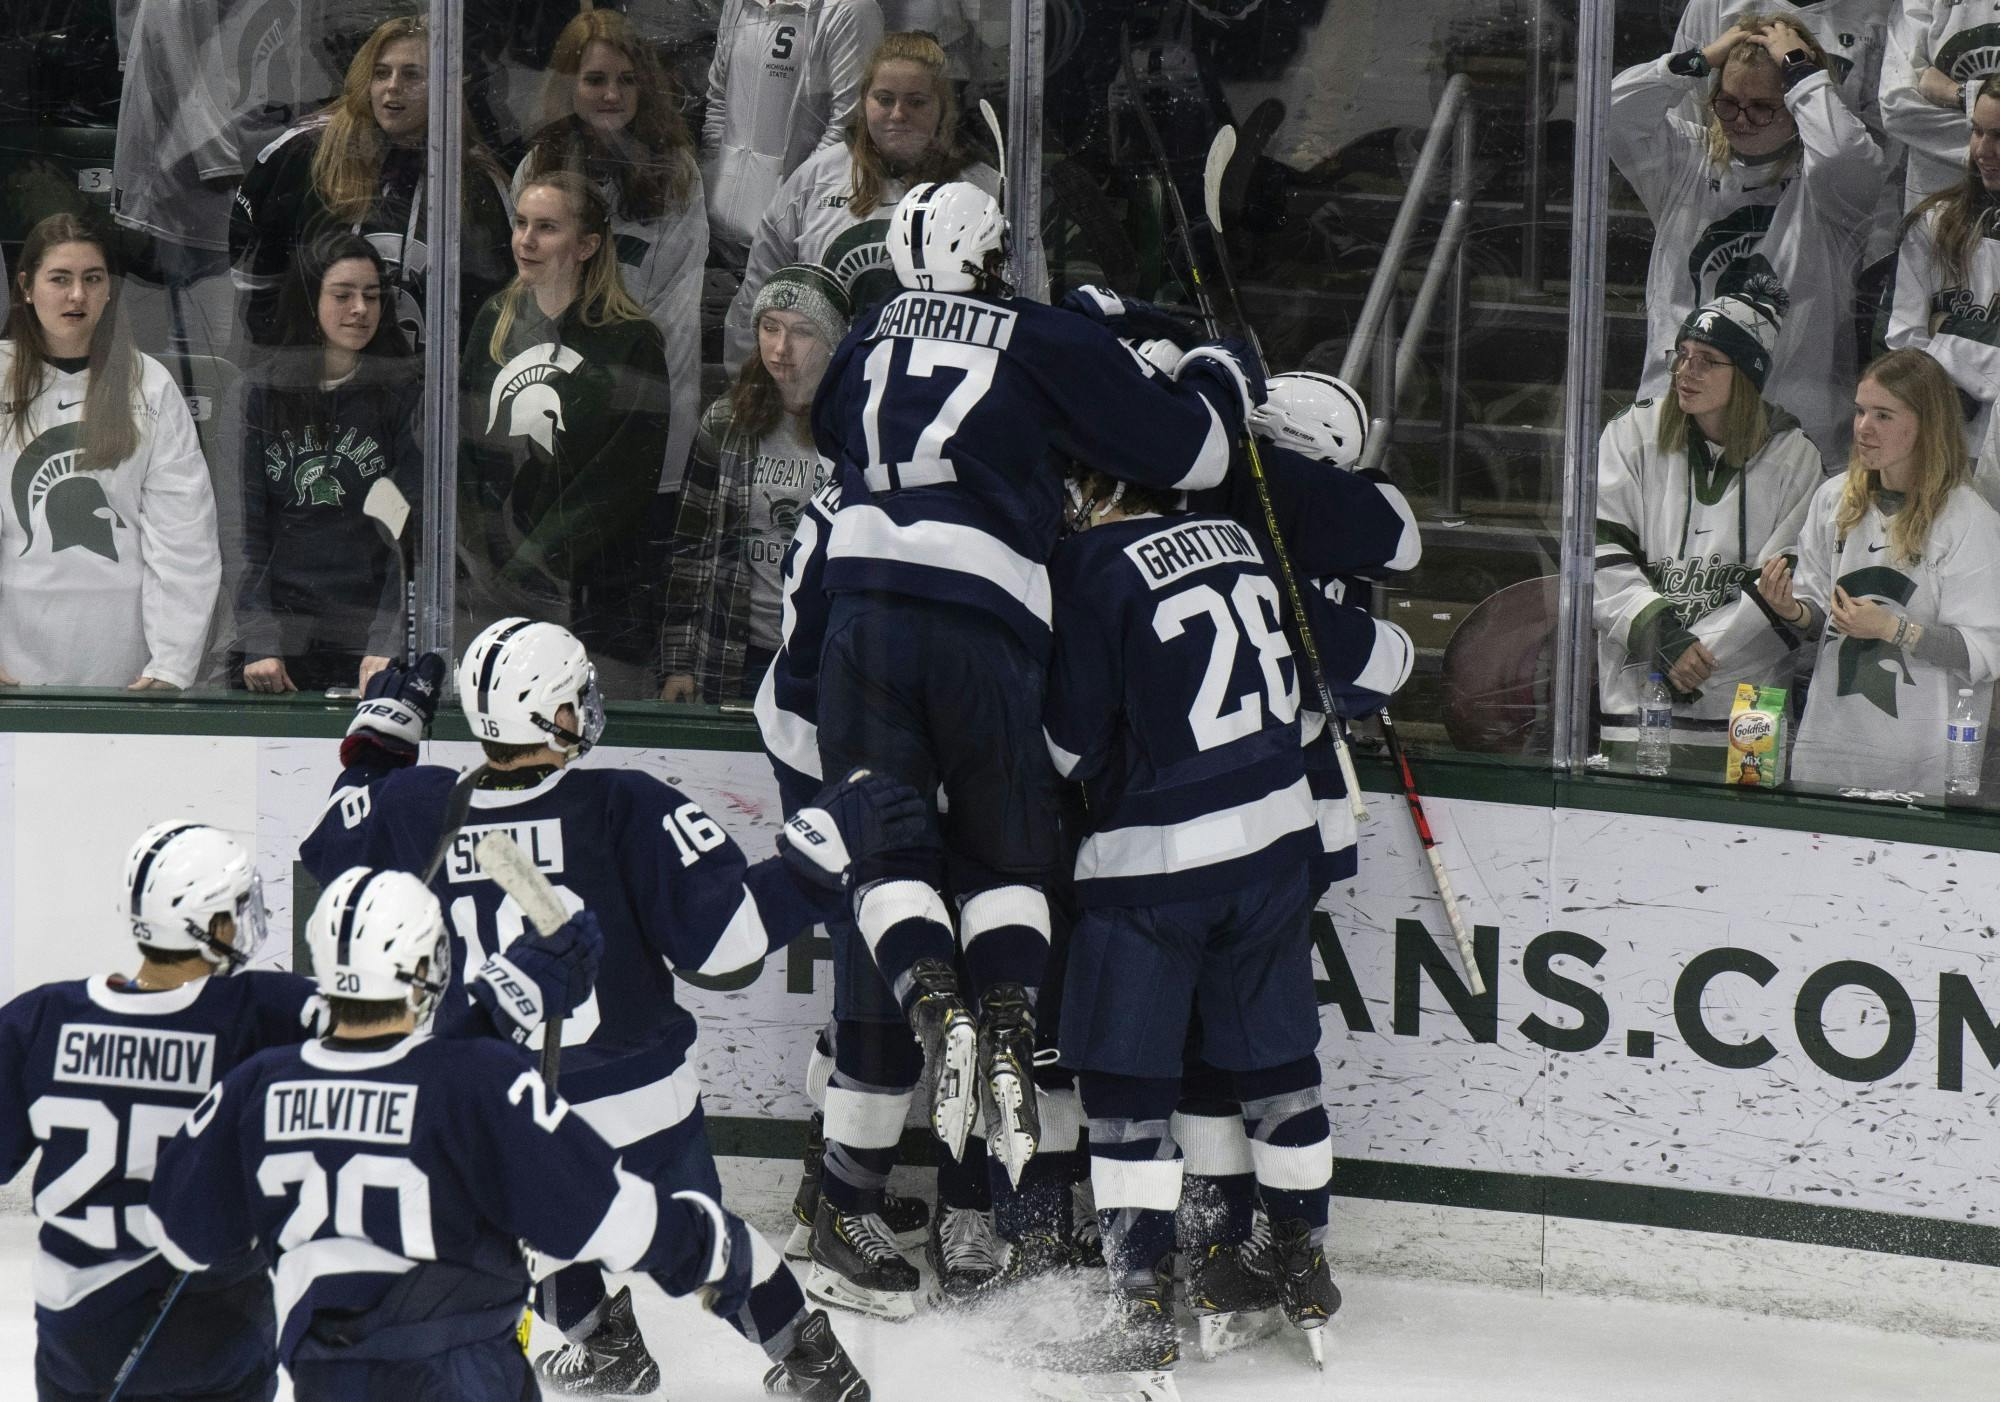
[291,453,345,507]
[11,422,125,562]
[1692,310,1720,335]
[488,342,585,454]
[768,494,803,534]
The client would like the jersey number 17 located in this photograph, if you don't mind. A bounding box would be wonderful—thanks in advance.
[859,340,998,492]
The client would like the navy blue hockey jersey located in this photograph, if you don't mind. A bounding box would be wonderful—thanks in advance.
[812,290,1240,656]
[149,1033,721,1366]
[753,477,842,794]
[1044,511,1318,906]
[0,973,319,1318]
[1189,439,1421,583]
[301,764,833,1146]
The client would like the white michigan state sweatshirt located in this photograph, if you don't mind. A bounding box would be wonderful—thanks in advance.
[0,345,220,688]
[1594,397,1825,721]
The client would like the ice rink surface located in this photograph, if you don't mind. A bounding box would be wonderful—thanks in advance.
[0,1166,1993,1402]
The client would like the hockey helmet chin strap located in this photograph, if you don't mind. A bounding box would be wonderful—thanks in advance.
[532,666,606,757]
[193,872,269,974]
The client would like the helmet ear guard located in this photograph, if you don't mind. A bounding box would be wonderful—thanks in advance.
[305,867,450,1023]
[1248,371,1369,469]
[124,822,267,973]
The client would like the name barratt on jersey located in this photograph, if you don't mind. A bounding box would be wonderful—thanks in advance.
[1125,518,1261,590]
[873,292,1017,350]
[265,1079,418,1145]
[54,1023,216,1094]
[1653,552,1742,615]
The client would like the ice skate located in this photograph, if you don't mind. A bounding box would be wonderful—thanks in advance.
[928,1200,1009,1298]
[1029,1271,1180,1402]
[1184,1240,1283,1359]
[804,1198,922,1322]
[907,958,978,1160]
[533,1285,661,1396]
[1270,1216,1341,1369]
[787,1113,928,1260]
[762,1308,872,1400]
[977,982,1041,1186]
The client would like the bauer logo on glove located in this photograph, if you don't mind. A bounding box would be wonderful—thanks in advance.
[776,769,932,891]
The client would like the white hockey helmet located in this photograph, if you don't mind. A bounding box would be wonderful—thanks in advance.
[1249,372,1369,470]
[305,867,449,1020]
[124,821,268,972]
[457,617,605,756]
[888,181,1007,293]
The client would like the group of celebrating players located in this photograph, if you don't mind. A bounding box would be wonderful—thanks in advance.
[0,179,1422,1402]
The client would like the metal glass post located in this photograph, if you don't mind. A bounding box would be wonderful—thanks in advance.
[419,4,464,670]
[1006,0,1048,303]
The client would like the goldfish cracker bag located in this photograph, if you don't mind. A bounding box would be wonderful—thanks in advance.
[1725,683,1785,788]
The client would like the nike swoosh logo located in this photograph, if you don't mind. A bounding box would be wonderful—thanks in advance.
[56,399,80,410]
[1867,543,1885,553]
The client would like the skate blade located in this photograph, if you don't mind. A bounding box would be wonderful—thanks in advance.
[1026,1369,1181,1402]
[1299,1319,1327,1370]
[932,1016,979,1160]
[805,1262,920,1323]
[986,1066,1039,1188]
[1195,1305,1283,1359]
[783,1221,812,1262]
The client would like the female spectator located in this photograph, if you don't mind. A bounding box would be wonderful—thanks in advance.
[1611,15,1884,459]
[460,171,671,699]
[237,233,421,696]
[517,8,708,516]
[703,0,885,267]
[230,14,513,354]
[1595,286,1824,744]
[722,29,998,375]
[659,264,849,703]
[1888,73,2000,496]
[1759,348,2000,793]
[0,215,219,689]
[1879,0,2000,209]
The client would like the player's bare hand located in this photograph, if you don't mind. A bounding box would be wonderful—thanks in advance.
[659,674,696,703]
[357,656,391,693]
[1668,640,1718,692]
[127,676,177,691]
[1757,555,1798,616]
[244,658,298,693]
[1830,585,1896,641]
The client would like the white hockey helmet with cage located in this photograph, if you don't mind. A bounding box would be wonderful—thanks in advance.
[888,181,1007,293]
[1249,371,1369,470]
[305,867,449,1019]
[124,821,267,972]
[457,617,605,756]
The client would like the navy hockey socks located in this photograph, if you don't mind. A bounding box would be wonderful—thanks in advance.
[1237,1059,1333,1237]
[820,1018,921,1215]
[958,883,1052,997]
[1080,1071,1184,1285]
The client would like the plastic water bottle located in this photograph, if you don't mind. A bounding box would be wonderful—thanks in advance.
[1948,688,1983,798]
[1636,672,1673,778]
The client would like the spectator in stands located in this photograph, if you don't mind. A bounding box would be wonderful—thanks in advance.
[659,264,848,704]
[1888,73,2000,503]
[1595,285,1824,747]
[702,0,885,268]
[236,233,420,696]
[1612,15,1885,461]
[1879,0,2000,211]
[723,30,998,375]
[0,215,219,690]
[517,7,708,500]
[460,172,672,699]
[230,14,514,355]
[1759,348,2000,793]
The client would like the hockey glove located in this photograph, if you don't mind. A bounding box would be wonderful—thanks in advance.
[340,652,447,770]
[470,910,604,1045]
[1060,284,1202,349]
[1176,338,1269,422]
[777,770,932,891]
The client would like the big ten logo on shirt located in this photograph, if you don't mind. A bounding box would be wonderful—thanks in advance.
[264,423,392,509]
[749,450,826,564]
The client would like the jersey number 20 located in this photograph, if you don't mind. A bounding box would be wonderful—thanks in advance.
[1154,575,1298,751]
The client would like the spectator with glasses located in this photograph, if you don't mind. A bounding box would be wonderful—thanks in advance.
[1612,14,1885,460]
[1596,286,1825,750]
[1759,348,2000,794]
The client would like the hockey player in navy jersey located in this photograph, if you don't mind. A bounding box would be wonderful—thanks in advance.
[0,821,318,1402]
[149,866,861,1402]
[302,617,919,1397]
[1038,465,1342,1391]
[808,179,1268,1208]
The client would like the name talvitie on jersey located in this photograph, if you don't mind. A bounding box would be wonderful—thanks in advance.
[54,1023,216,1094]
[872,292,1017,350]
[266,1080,418,1145]
[444,818,565,883]
[1124,519,1261,591]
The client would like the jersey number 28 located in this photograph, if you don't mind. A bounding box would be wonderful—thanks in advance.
[1155,575,1298,751]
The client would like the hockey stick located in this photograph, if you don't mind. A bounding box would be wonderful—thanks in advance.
[421,763,491,886]
[105,1270,190,1401]
[362,478,416,668]
[472,830,573,1086]
[1116,32,1366,819]
[978,97,1005,183]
